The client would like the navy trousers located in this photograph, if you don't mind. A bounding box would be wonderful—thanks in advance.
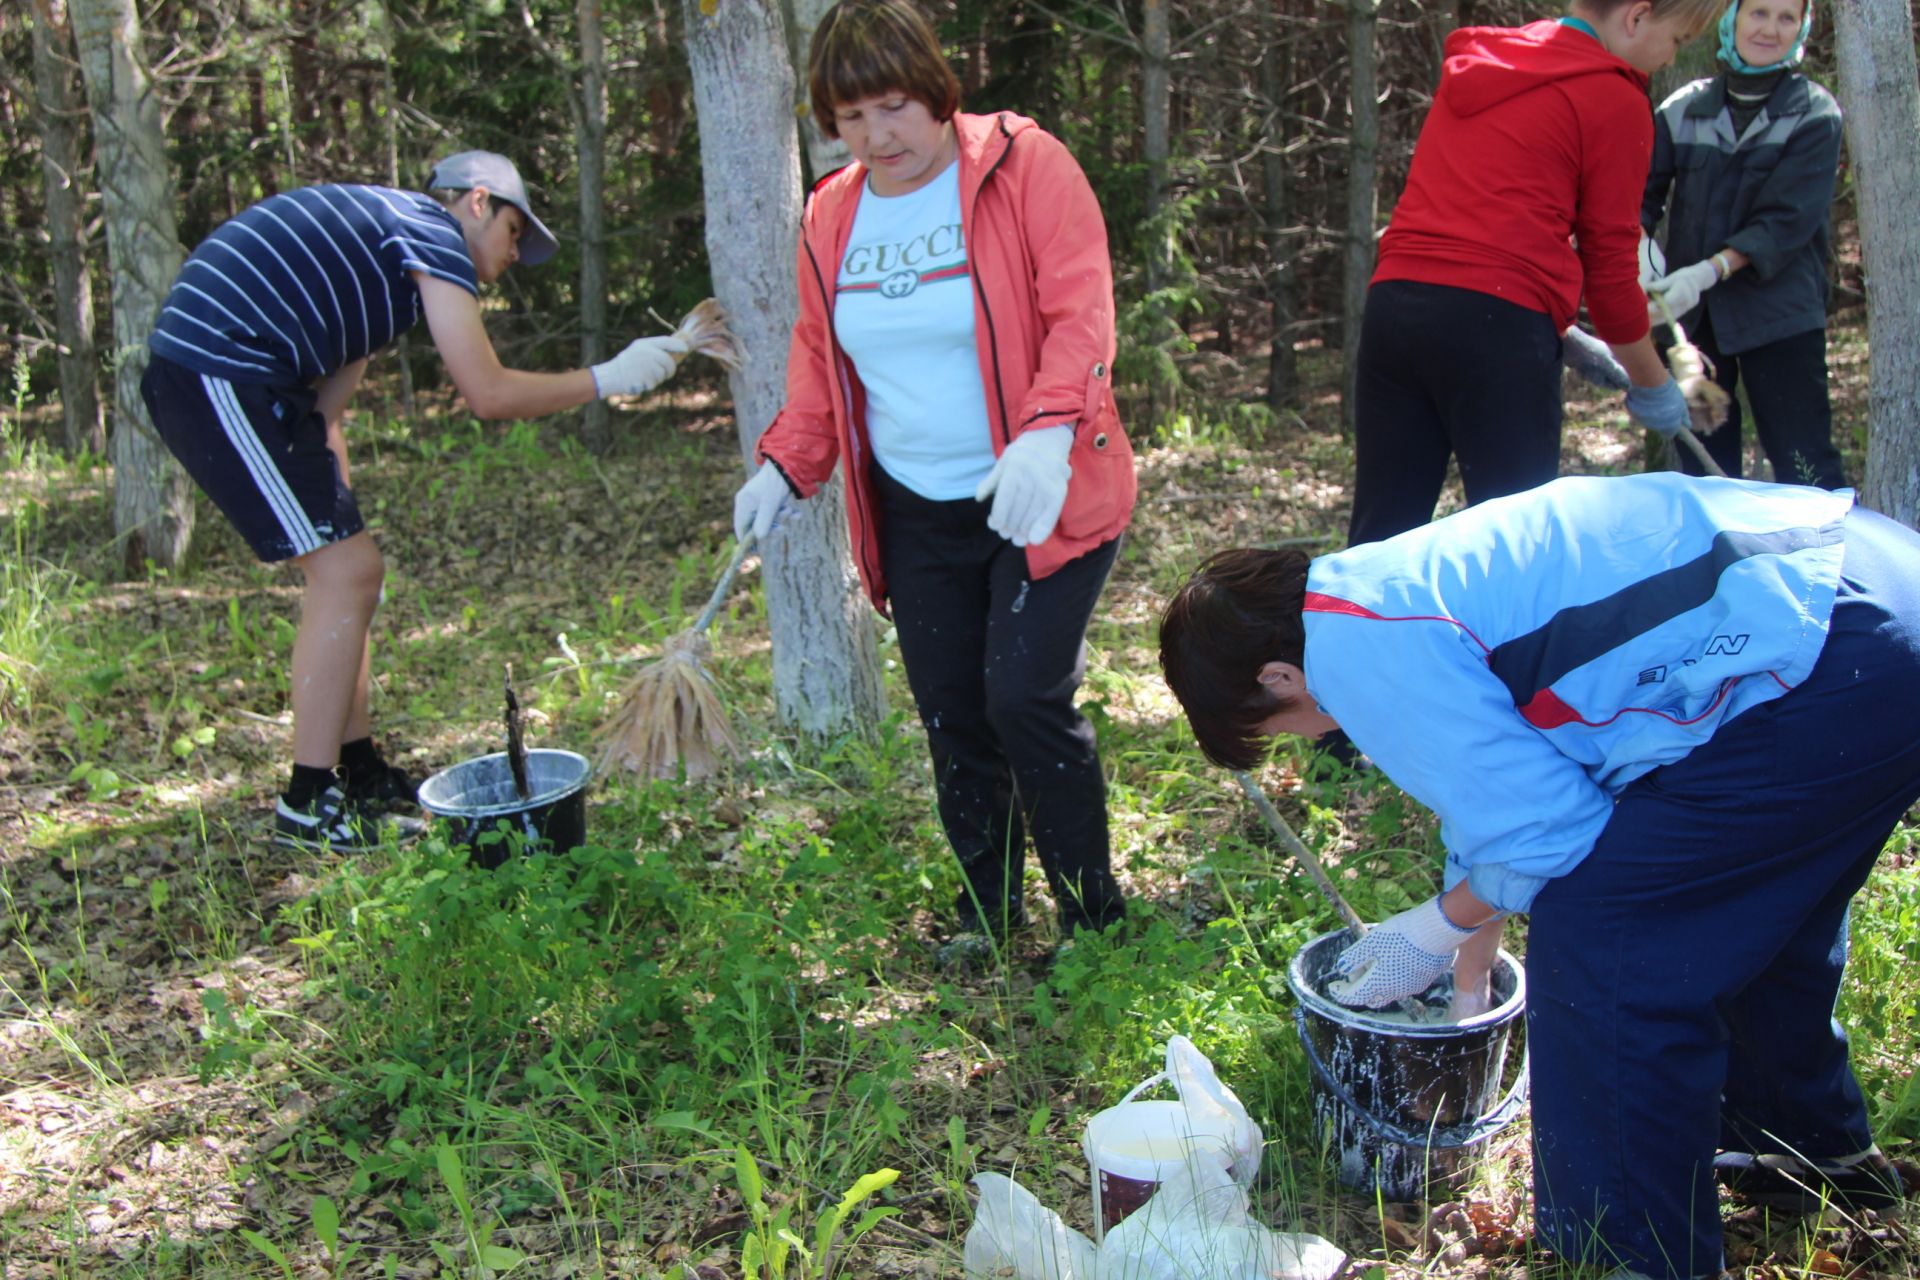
[874,464,1126,936]
[1527,507,1920,1278]
[1349,280,1566,546]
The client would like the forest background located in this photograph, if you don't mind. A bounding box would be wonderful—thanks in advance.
[2,0,1919,1277]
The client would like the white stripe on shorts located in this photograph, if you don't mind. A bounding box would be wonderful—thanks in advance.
[201,373,325,556]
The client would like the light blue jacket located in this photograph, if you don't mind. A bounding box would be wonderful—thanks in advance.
[1304,475,1852,912]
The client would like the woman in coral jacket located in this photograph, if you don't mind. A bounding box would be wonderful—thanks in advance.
[732,0,1134,962]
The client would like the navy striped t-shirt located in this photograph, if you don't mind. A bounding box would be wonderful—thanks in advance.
[150,185,478,384]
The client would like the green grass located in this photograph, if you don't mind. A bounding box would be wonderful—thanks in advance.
[0,353,1913,1279]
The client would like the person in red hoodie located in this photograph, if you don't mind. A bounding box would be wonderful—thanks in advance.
[1348,0,1725,548]
[731,0,1134,964]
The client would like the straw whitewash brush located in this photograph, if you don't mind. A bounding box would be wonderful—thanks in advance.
[667,297,747,373]
[1651,292,1733,441]
[595,538,752,781]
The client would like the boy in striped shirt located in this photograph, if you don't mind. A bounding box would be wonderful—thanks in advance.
[143,151,683,852]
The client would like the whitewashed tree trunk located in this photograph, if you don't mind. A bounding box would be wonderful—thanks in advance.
[783,0,852,181]
[1342,0,1380,432]
[69,0,192,573]
[577,0,613,452]
[682,0,886,738]
[1833,0,1920,525]
[29,0,105,457]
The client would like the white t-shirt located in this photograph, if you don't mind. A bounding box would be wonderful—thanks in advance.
[833,162,995,500]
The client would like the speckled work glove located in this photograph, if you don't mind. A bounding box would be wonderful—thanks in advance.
[591,335,688,398]
[1624,377,1690,439]
[1562,326,1630,391]
[975,424,1074,547]
[1329,897,1477,1009]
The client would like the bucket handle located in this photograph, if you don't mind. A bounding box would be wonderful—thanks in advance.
[1114,1073,1169,1108]
[1293,1007,1530,1153]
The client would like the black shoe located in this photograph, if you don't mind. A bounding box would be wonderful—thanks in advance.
[934,931,1000,971]
[339,758,422,813]
[1715,1150,1906,1213]
[273,786,421,853]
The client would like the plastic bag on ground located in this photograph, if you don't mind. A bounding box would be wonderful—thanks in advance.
[964,1172,1100,1280]
[1165,1034,1263,1187]
[962,1164,1346,1280]
[1101,1159,1348,1280]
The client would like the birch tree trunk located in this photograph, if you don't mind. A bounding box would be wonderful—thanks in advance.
[1259,0,1298,410]
[577,0,613,453]
[1342,0,1380,432]
[783,0,852,181]
[1832,0,1920,525]
[29,0,104,456]
[682,0,886,738]
[70,0,192,573]
[1141,0,1174,424]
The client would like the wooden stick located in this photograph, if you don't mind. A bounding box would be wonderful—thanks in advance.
[1233,770,1369,935]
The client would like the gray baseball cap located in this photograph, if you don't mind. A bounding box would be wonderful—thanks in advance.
[427,150,559,267]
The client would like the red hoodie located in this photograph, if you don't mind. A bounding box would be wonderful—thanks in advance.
[1373,20,1654,344]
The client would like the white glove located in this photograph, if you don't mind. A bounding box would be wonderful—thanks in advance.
[591,335,689,398]
[1647,259,1719,324]
[1329,897,1477,1009]
[733,462,793,543]
[1637,233,1666,291]
[974,424,1074,547]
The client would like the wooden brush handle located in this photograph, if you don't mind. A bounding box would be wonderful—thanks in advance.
[1649,291,1729,479]
[690,536,755,637]
[1234,770,1370,935]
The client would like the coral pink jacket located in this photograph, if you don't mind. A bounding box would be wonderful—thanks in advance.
[756,110,1136,612]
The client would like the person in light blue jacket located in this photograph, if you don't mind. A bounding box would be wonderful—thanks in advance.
[1159,473,1920,1280]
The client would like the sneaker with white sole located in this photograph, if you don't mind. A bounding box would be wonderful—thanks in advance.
[273,785,413,853]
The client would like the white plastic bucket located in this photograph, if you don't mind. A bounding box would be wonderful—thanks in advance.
[1083,1073,1238,1241]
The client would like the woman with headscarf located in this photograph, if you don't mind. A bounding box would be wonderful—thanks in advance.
[1642,0,1846,486]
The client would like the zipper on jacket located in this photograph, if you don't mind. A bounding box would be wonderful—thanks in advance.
[969,116,1018,446]
[801,226,883,603]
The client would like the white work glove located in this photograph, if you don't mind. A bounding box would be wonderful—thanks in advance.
[1637,233,1666,291]
[590,335,688,398]
[1561,326,1630,391]
[733,462,793,543]
[1646,259,1720,323]
[1329,897,1477,1009]
[1624,377,1691,439]
[975,424,1074,547]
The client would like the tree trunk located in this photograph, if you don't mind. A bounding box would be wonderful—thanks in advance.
[70,0,193,574]
[783,0,852,181]
[1833,0,1920,526]
[1259,0,1298,410]
[577,0,613,453]
[1342,0,1380,433]
[681,0,886,739]
[1142,0,1174,425]
[29,0,105,456]
[377,0,415,420]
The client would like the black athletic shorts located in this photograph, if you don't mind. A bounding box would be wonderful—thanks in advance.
[141,355,364,563]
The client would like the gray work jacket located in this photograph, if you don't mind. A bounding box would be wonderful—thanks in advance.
[1641,72,1843,354]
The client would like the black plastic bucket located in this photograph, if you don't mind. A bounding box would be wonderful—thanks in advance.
[1288,927,1528,1201]
[418,748,590,868]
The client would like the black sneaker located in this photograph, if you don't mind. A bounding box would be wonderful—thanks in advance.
[273,786,419,853]
[1715,1150,1906,1213]
[339,759,422,813]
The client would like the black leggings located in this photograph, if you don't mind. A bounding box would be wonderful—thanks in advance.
[874,464,1125,935]
[1672,314,1844,489]
[1349,280,1565,546]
